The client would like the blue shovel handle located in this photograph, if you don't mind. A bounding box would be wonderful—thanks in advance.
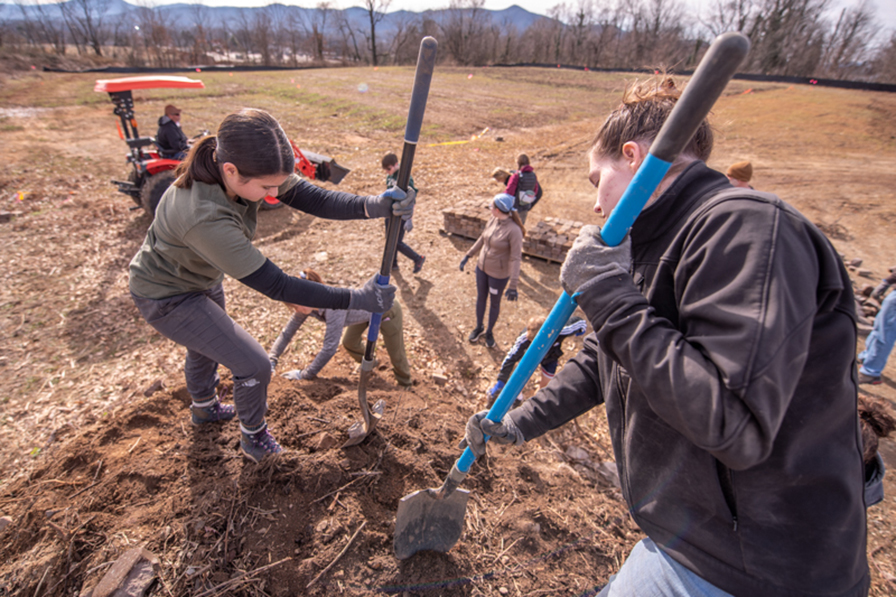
[449,31,750,481]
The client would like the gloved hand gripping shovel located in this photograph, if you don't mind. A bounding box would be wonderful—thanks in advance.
[343,36,439,448]
[393,31,751,559]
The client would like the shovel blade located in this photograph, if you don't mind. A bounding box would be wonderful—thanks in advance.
[342,399,385,448]
[394,487,470,560]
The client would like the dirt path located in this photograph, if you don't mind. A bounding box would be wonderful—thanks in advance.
[1,66,895,595]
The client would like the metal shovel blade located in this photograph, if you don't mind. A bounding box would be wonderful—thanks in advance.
[344,361,385,447]
[343,398,384,447]
[394,487,471,559]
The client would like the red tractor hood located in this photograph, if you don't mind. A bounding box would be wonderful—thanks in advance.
[94,76,205,93]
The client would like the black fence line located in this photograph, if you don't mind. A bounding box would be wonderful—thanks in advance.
[44,61,896,93]
[493,62,896,93]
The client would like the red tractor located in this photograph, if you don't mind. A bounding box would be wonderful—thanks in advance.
[95,75,350,215]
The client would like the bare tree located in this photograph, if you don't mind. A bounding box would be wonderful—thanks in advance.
[188,2,211,64]
[387,12,422,64]
[15,0,67,53]
[700,0,756,36]
[363,0,391,65]
[334,9,365,63]
[307,1,332,62]
[819,0,879,77]
[869,31,896,83]
[60,0,111,56]
[746,0,828,75]
[440,0,490,65]
[134,2,178,68]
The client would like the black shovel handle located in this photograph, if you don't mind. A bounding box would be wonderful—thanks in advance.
[364,36,438,359]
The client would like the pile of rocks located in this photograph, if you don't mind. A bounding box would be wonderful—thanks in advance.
[441,200,583,263]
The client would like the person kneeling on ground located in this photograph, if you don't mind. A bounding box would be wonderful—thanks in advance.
[463,76,869,596]
[269,268,412,387]
[129,108,414,464]
[486,315,587,408]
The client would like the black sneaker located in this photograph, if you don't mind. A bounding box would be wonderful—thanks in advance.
[413,255,426,274]
[240,424,283,463]
[858,372,882,385]
[468,326,485,343]
[484,331,496,348]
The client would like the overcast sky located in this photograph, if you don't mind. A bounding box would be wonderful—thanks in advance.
[136,0,896,36]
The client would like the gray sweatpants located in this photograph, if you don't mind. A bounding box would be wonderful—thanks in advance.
[131,284,270,428]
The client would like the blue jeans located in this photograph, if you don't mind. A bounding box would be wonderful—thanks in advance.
[860,291,896,377]
[594,538,733,597]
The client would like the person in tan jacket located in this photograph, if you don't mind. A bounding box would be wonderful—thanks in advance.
[459,193,524,348]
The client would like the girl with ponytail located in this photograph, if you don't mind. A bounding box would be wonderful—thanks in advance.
[129,108,415,463]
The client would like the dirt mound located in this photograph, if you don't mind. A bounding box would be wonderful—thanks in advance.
[2,67,896,596]
[0,368,635,596]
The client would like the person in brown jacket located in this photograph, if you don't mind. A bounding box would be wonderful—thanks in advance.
[460,193,524,348]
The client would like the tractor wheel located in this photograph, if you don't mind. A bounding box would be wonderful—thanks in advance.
[127,170,143,208]
[141,170,177,217]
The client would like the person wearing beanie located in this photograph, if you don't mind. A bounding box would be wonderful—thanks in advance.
[459,193,525,349]
[726,160,753,188]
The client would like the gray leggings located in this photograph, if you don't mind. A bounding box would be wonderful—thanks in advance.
[131,284,271,428]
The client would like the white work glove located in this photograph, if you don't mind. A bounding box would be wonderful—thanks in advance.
[560,225,632,296]
[459,410,524,458]
[282,369,308,381]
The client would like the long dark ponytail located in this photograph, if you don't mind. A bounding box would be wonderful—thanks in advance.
[174,108,295,190]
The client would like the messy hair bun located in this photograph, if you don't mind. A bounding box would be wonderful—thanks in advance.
[590,74,713,163]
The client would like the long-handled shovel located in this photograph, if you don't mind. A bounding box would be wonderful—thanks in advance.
[343,36,439,448]
[393,31,751,559]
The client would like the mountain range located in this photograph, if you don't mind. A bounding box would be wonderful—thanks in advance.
[2,0,550,33]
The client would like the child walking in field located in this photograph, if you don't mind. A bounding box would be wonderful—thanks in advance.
[129,108,414,463]
[268,268,412,387]
[382,152,425,273]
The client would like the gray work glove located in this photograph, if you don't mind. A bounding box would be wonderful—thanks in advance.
[459,410,524,458]
[348,274,395,313]
[560,225,632,296]
[459,255,469,272]
[870,281,890,302]
[282,369,308,381]
[404,218,413,232]
[365,186,416,219]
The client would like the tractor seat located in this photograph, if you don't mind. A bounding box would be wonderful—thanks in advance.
[126,137,157,150]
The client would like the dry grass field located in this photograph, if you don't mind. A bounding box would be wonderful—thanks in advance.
[1,64,895,596]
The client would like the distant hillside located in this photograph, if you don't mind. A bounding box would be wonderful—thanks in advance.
[2,0,549,34]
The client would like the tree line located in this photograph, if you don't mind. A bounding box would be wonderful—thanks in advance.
[3,0,895,83]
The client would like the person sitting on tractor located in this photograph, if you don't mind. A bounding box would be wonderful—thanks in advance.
[156,104,190,159]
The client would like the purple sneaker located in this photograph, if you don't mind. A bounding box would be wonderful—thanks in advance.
[240,424,283,463]
[191,400,236,425]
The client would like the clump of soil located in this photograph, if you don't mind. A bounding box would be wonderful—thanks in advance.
[0,368,636,596]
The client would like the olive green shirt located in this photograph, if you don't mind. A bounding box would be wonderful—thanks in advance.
[129,174,300,299]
